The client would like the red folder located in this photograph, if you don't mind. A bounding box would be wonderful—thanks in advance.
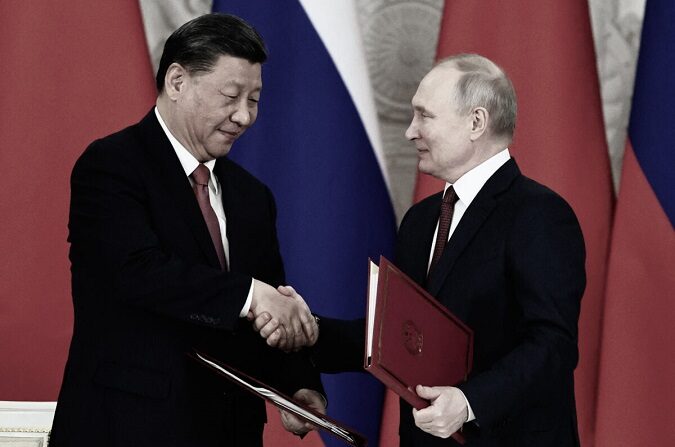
[192,351,367,447]
[365,257,473,441]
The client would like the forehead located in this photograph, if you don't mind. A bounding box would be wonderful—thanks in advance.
[412,65,459,108]
[199,54,262,90]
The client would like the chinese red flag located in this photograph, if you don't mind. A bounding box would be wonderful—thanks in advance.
[0,0,155,400]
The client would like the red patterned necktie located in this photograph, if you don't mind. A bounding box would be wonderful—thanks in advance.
[429,186,459,276]
[190,164,227,271]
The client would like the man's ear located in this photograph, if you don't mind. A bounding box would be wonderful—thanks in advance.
[470,107,488,141]
[164,63,187,101]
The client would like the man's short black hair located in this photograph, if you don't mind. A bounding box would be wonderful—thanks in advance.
[156,13,267,92]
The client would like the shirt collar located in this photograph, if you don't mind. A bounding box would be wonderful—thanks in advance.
[445,148,511,206]
[154,107,218,194]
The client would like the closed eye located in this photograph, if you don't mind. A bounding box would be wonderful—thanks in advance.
[220,90,238,100]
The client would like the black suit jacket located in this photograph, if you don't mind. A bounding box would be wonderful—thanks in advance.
[315,159,585,447]
[50,110,322,447]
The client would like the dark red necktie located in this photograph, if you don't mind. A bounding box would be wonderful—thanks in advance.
[429,186,459,276]
[190,164,227,271]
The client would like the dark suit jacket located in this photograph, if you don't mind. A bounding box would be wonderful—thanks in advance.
[50,110,322,447]
[314,159,585,447]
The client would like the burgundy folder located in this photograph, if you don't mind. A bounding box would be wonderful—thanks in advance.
[192,351,367,446]
[365,256,473,441]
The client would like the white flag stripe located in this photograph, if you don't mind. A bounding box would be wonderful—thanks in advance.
[299,0,391,191]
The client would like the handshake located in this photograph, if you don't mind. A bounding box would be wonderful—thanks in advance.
[248,279,319,352]
[248,280,327,436]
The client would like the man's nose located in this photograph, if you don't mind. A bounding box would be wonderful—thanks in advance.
[405,120,417,141]
[231,103,252,126]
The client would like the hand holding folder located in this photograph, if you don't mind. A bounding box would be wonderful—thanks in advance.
[192,351,367,447]
[364,256,473,443]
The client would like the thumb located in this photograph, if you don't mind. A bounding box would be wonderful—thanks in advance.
[277,285,294,296]
[416,385,442,401]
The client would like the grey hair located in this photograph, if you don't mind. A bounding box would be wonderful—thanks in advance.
[436,54,517,140]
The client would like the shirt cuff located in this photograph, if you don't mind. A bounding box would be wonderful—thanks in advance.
[457,388,476,422]
[239,278,255,318]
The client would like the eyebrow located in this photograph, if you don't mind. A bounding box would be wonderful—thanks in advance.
[412,104,429,113]
[219,80,262,93]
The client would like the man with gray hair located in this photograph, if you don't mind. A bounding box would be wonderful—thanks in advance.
[268,53,585,446]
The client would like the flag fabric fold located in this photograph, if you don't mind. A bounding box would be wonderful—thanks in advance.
[211,2,397,446]
[0,0,155,401]
[595,0,675,444]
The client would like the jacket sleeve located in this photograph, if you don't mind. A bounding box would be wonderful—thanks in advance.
[68,139,252,331]
[310,317,366,373]
[457,194,585,430]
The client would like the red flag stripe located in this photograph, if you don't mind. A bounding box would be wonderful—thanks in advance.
[0,0,155,400]
[595,143,675,445]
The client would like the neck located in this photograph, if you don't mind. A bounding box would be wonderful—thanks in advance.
[441,142,506,184]
[156,97,208,162]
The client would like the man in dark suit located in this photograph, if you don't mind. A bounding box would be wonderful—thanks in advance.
[265,53,585,446]
[50,14,324,447]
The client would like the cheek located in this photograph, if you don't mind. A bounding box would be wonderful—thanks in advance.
[423,129,442,151]
[204,109,230,129]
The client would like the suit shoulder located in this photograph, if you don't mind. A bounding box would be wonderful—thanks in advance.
[504,175,582,236]
[216,158,277,210]
[398,191,442,233]
[76,121,145,165]
[403,191,443,218]
[218,157,260,182]
[218,158,270,191]
[509,175,576,215]
[71,121,148,185]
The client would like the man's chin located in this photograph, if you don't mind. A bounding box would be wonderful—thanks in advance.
[206,145,233,160]
[417,160,433,175]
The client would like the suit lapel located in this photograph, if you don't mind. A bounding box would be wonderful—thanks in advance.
[426,159,520,296]
[137,110,222,269]
[213,158,241,271]
[409,193,444,286]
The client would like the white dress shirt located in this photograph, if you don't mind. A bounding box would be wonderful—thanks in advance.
[427,149,511,271]
[155,107,254,317]
[427,148,511,422]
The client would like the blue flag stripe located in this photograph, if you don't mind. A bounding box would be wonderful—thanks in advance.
[212,2,397,445]
[628,0,675,225]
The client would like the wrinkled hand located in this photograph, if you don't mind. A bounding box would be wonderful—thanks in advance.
[280,388,327,436]
[412,385,467,439]
[248,281,316,351]
[278,285,318,347]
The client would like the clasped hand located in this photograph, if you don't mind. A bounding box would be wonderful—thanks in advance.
[280,388,327,436]
[413,385,468,439]
[248,281,318,351]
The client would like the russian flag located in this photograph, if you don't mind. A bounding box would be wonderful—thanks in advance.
[595,0,675,445]
[211,1,397,446]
